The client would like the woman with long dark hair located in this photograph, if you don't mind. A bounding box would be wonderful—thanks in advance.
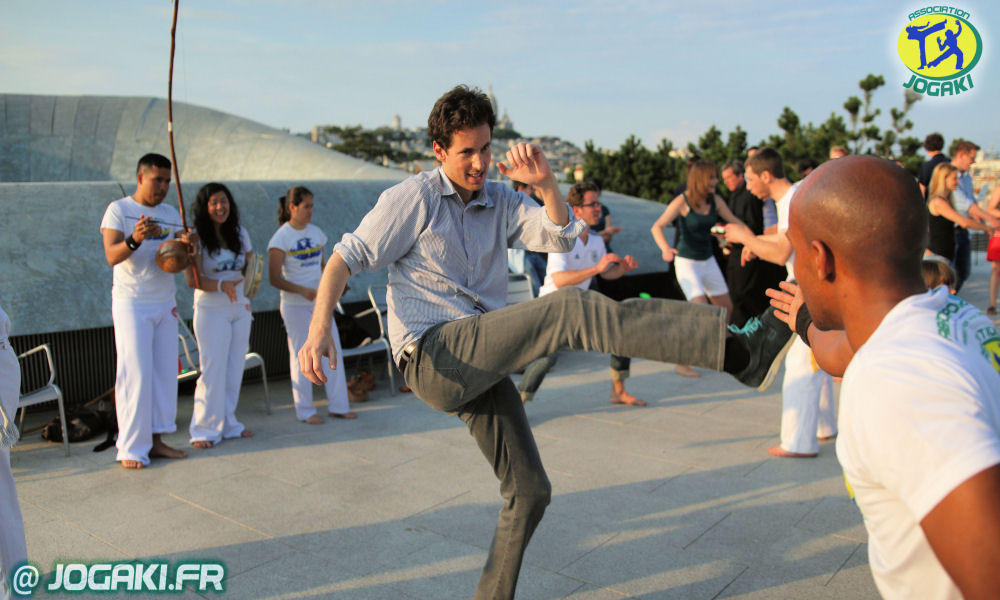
[184,182,254,448]
[267,186,356,423]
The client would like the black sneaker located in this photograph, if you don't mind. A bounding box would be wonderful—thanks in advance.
[729,307,795,391]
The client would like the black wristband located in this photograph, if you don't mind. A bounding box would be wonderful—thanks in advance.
[125,235,141,251]
[795,302,813,347]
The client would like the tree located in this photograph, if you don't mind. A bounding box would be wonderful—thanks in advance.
[579,72,927,198]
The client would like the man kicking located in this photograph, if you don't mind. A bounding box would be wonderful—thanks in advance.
[298,85,792,599]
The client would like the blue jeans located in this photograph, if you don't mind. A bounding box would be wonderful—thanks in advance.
[524,251,547,297]
[399,287,726,599]
[954,227,971,292]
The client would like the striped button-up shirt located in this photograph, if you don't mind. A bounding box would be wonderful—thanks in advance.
[335,168,585,362]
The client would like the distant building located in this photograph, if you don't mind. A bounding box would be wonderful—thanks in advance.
[306,85,582,179]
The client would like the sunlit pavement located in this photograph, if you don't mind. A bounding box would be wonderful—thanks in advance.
[13,259,996,599]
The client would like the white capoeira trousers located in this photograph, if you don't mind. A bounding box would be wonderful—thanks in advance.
[112,299,179,465]
[1,337,27,586]
[279,302,349,419]
[780,336,837,454]
[190,302,251,444]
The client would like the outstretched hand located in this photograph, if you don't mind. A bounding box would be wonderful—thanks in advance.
[298,331,337,385]
[497,143,553,186]
[619,254,639,273]
[765,281,803,329]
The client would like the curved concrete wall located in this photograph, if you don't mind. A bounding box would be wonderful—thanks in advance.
[0,94,407,183]
[0,93,675,337]
[0,180,672,336]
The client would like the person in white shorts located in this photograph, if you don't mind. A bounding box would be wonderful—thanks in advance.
[724,148,836,458]
[0,304,27,596]
[184,183,255,449]
[652,158,744,378]
[768,155,1000,599]
[99,153,190,469]
[268,186,356,424]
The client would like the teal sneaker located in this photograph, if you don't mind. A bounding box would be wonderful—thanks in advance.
[729,307,795,392]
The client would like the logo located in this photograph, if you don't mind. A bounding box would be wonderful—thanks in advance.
[982,337,1000,372]
[897,6,982,96]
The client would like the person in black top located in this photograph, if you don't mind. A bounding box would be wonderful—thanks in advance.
[917,133,949,200]
[720,160,786,327]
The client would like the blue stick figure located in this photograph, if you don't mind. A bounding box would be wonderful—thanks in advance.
[927,19,964,70]
[906,19,947,70]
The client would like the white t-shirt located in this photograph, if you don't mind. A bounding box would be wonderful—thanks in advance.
[775,183,798,280]
[538,232,606,297]
[267,222,326,305]
[837,287,1000,599]
[100,196,184,303]
[194,227,252,307]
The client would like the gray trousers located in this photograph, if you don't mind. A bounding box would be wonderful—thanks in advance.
[400,287,726,599]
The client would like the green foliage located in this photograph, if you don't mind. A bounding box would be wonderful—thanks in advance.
[324,124,411,163]
[493,127,523,140]
[580,72,927,199]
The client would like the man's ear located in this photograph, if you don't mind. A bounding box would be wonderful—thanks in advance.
[811,239,835,282]
[432,140,447,163]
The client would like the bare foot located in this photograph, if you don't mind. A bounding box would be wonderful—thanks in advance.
[150,436,188,459]
[768,445,817,458]
[610,390,647,406]
[192,440,214,450]
[241,429,254,438]
[304,415,324,425]
[120,460,144,469]
[328,411,358,419]
[817,434,837,441]
[674,365,701,378]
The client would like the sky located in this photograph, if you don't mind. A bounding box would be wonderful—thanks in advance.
[3,0,999,154]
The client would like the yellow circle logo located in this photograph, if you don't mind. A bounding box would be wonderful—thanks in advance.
[898,14,982,80]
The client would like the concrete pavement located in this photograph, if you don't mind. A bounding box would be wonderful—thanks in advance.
[13,260,997,599]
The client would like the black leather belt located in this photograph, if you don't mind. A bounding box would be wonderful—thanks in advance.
[397,341,418,372]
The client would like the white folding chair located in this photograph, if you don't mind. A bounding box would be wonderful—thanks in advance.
[177,319,271,414]
[506,273,536,305]
[17,344,69,456]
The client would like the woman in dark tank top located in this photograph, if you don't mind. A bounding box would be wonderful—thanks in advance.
[926,163,989,262]
[651,159,745,377]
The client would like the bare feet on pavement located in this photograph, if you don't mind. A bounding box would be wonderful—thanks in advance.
[328,412,358,419]
[768,446,817,458]
[674,365,701,378]
[304,415,324,425]
[120,460,143,469]
[192,441,213,450]
[610,389,646,406]
[150,435,188,459]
